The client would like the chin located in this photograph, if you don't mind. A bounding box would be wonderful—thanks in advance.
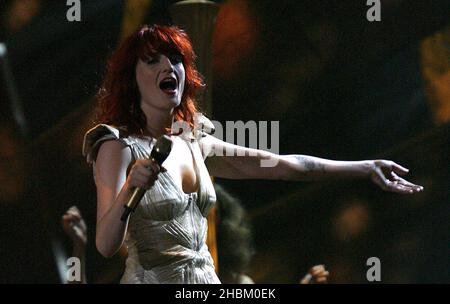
[168,96,182,108]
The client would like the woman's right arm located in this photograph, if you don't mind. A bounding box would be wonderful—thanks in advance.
[94,140,159,257]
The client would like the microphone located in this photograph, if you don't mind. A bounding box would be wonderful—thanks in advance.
[121,135,173,221]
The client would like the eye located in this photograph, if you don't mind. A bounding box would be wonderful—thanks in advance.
[169,54,182,64]
[145,57,158,65]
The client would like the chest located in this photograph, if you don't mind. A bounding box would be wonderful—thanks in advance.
[162,138,199,194]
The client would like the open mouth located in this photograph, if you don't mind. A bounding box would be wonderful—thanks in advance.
[159,77,177,95]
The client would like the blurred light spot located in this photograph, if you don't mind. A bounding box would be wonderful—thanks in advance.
[4,0,42,34]
[420,25,450,125]
[333,199,370,242]
[213,0,258,80]
[119,0,152,41]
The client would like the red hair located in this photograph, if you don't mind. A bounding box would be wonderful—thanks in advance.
[95,24,204,135]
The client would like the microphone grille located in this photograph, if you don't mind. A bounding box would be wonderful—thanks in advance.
[151,135,173,164]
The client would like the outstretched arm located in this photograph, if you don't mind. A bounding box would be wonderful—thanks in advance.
[202,135,423,194]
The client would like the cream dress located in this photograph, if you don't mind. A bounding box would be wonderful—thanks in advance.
[83,115,220,283]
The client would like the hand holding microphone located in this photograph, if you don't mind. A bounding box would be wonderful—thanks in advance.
[121,135,172,221]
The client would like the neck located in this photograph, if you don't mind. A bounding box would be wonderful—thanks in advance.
[140,101,174,138]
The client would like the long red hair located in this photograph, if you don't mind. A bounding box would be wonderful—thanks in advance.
[95,24,204,135]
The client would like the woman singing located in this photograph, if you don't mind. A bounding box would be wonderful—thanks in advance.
[82,24,423,284]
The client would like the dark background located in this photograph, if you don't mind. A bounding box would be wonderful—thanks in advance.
[0,0,449,283]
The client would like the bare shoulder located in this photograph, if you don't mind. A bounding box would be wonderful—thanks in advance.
[97,140,131,160]
[95,140,132,181]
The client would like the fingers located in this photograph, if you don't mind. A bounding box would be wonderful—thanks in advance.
[67,206,81,216]
[300,265,330,284]
[373,167,408,194]
[62,211,86,229]
[132,173,156,189]
[64,206,82,220]
[62,213,80,225]
[391,162,409,176]
[315,275,329,284]
[134,159,160,176]
[61,209,87,244]
[311,268,328,278]
[373,166,422,194]
[387,168,424,193]
[309,265,329,284]
[128,159,161,189]
[386,180,417,194]
[391,173,424,192]
[389,182,416,194]
[310,265,325,275]
[392,162,424,191]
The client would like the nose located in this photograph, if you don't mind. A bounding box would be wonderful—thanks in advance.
[159,54,174,73]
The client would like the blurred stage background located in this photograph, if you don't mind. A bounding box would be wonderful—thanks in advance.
[0,0,449,283]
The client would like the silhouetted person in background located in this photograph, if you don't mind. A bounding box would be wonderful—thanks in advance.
[61,206,87,284]
[215,183,330,284]
[83,24,423,284]
[214,183,255,283]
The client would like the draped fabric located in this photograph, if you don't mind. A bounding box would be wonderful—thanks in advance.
[83,115,220,283]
